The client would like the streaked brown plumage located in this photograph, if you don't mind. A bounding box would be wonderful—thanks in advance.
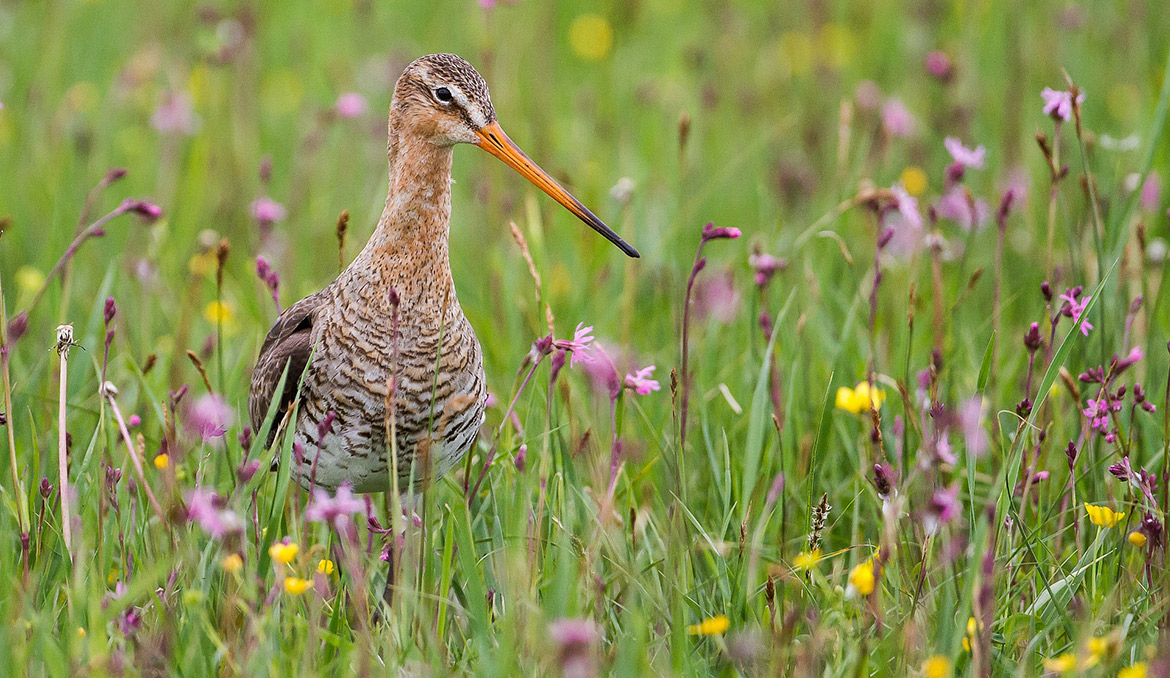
[249,54,637,493]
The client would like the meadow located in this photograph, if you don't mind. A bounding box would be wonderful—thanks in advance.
[2,0,1170,675]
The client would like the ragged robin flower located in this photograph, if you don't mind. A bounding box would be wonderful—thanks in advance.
[1083,503,1125,528]
[836,381,886,414]
[687,615,730,636]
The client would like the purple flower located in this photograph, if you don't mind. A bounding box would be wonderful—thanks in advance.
[1059,289,1094,336]
[305,483,367,531]
[250,197,287,225]
[1041,87,1084,122]
[944,137,986,170]
[701,222,742,241]
[554,323,595,368]
[623,365,661,395]
[128,414,141,428]
[514,444,527,473]
[185,488,243,538]
[104,297,117,325]
[335,92,368,119]
[1116,346,1144,372]
[151,92,200,135]
[924,51,953,81]
[881,98,915,138]
[186,394,233,441]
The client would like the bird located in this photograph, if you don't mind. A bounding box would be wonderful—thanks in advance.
[248,53,638,494]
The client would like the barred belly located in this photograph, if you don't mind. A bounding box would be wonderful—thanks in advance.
[292,299,487,493]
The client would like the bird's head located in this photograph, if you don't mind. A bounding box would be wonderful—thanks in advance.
[393,53,638,258]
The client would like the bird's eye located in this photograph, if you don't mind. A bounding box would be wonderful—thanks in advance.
[434,87,453,103]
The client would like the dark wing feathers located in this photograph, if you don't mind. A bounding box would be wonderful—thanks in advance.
[248,291,325,441]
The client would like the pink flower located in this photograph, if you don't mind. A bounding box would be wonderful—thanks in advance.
[855,80,882,110]
[624,365,660,395]
[944,137,986,170]
[1059,290,1094,336]
[924,51,953,81]
[958,397,988,458]
[748,252,786,287]
[881,98,915,138]
[306,483,367,531]
[478,0,497,7]
[1141,172,1161,211]
[935,187,989,231]
[251,197,287,224]
[892,184,923,230]
[575,341,622,398]
[923,483,961,535]
[554,323,595,368]
[1041,87,1084,122]
[335,92,368,119]
[693,271,742,324]
[549,618,598,678]
[128,414,141,428]
[151,92,200,135]
[187,394,233,441]
[185,488,243,538]
[701,222,742,241]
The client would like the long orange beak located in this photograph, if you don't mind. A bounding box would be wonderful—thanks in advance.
[475,121,639,258]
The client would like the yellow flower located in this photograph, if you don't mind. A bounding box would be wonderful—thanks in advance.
[1129,530,1148,547]
[283,576,310,595]
[203,300,235,325]
[961,616,982,651]
[900,166,928,196]
[848,559,876,596]
[778,31,813,78]
[1120,662,1149,678]
[836,381,885,415]
[793,549,822,570]
[922,655,952,678]
[317,559,335,575]
[15,266,45,294]
[77,627,86,639]
[1043,653,1076,673]
[1084,503,1125,528]
[269,541,298,564]
[222,553,243,573]
[153,453,169,470]
[188,252,217,276]
[568,14,613,61]
[686,615,730,636]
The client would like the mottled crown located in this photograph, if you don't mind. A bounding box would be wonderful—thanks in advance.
[397,53,496,124]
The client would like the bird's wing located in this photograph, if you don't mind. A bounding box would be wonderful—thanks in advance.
[248,291,326,441]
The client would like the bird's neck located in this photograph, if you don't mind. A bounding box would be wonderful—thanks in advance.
[347,112,457,303]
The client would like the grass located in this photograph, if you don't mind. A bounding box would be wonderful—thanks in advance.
[3,0,1170,675]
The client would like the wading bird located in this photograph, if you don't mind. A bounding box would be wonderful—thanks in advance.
[249,53,637,493]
